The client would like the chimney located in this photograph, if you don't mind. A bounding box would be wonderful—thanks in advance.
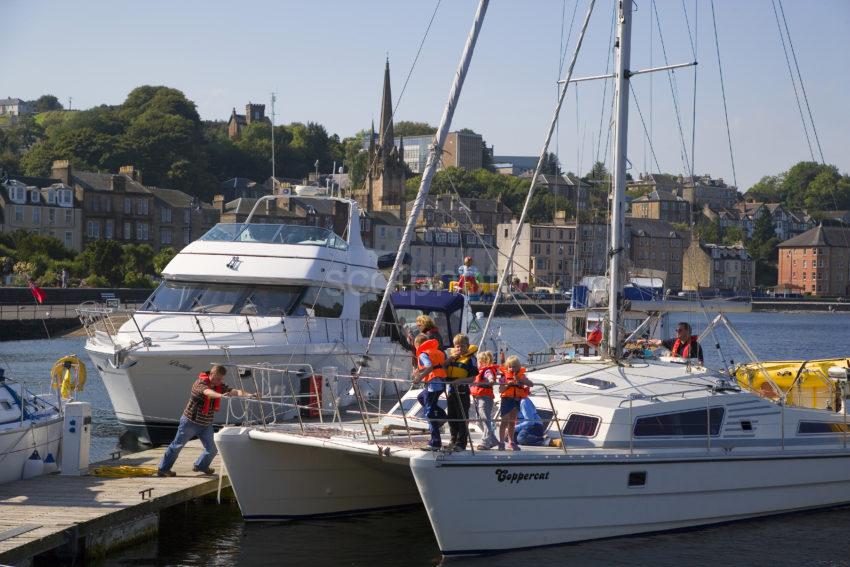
[213,194,225,213]
[111,175,126,193]
[51,160,71,185]
[554,210,566,225]
[119,165,142,184]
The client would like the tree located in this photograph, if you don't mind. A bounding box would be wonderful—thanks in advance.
[81,240,124,286]
[122,244,156,275]
[342,135,369,191]
[31,95,64,113]
[694,218,722,245]
[153,247,178,274]
[394,121,436,137]
[540,152,562,176]
[748,213,780,286]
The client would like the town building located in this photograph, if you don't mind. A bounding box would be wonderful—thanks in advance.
[628,188,690,224]
[214,195,304,225]
[681,174,739,210]
[352,60,406,218]
[409,227,496,281]
[497,216,689,290]
[150,187,219,249]
[682,241,753,293]
[528,174,590,211]
[628,173,683,197]
[362,211,404,255]
[408,193,513,238]
[0,98,35,117]
[220,177,268,202]
[0,177,83,251]
[227,103,270,140]
[442,131,484,171]
[777,225,850,297]
[492,155,538,176]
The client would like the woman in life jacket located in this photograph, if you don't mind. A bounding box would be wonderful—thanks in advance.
[641,321,704,364]
[472,350,500,449]
[444,333,478,451]
[498,355,534,451]
[413,333,448,451]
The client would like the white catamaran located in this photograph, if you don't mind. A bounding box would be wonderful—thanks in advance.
[216,0,850,556]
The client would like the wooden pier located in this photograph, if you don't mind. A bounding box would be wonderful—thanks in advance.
[0,441,229,566]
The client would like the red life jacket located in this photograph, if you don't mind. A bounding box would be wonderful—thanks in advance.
[672,335,700,359]
[500,366,529,399]
[471,364,500,398]
[199,372,225,414]
[416,338,447,383]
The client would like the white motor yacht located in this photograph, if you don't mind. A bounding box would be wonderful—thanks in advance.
[80,194,482,445]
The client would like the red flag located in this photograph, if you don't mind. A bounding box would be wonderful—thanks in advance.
[28,281,46,304]
[587,325,602,348]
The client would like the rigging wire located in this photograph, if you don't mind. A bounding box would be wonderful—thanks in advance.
[629,84,663,174]
[709,0,738,189]
[682,0,698,186]
[770,0,814,162]
[776,0,824,163]
[777,0,825,164]
[594,2,617,167]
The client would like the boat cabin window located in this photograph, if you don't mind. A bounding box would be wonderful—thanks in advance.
[575,377,616,390]
[797,421,849,434]
[0,400,12,411]
[200,223,348,250]
[394,308,454,349]
[291,286,343,318]
[142,281,327,317]
[562,414,600,437]
[633,407,724,437]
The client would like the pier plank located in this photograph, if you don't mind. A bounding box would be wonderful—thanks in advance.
[0,441,229,564]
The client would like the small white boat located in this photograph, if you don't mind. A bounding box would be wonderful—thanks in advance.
[0,368,63,484]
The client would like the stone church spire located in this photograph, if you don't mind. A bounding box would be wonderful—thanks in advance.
[379,58,394,155]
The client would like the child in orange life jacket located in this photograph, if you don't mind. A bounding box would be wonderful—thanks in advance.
[444,333,477,451]
[498,355,534,451]
[412,333,448,451]
[472,350,500,450]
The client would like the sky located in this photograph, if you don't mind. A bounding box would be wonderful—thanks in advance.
[5,0,849,191]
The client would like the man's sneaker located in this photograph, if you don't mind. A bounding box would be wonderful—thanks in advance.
[509,442,522,451]
[156,469,176,477]
[192,466,215,475]
[497,442,506,451]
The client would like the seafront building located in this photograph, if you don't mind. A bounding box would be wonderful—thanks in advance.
[0,177,83,251]
[777,225,850,296]
[682,241,753,293]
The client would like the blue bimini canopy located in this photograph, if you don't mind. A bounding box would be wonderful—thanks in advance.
[390,291,465,314]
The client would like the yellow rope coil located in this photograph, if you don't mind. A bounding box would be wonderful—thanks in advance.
[91,465,159,478]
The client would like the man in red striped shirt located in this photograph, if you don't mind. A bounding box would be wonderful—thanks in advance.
[157,365,245,477]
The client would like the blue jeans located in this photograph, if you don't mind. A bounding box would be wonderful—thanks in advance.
[418,388,447,448]
[158,415,217,472]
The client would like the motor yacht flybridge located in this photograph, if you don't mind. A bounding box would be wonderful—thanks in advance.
[216,0,850,556]
[79,193,481,445]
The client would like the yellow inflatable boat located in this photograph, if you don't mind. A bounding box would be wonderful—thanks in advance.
[735,358,850,409]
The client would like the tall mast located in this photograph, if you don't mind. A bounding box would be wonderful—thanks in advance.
[607,0,632,358]
[270,92,276,181]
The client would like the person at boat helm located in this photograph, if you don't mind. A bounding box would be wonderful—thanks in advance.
[641,322,704,365]
[413,333,449,451]
[157,365,246,477]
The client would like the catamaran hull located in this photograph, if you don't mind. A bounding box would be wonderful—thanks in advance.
[86,346,410,445]
[215,427,420,519]
[410,451,850,555]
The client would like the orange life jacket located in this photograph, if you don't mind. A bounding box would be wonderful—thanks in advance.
[471,364,500,398]
[672,335,700,359]
[416,338,447,383]
[500,366,529,399]
[199,372,226,414]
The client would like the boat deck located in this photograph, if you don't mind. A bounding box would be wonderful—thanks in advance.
[0,440,228,565]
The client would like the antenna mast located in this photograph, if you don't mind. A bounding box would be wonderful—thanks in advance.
[270,92,276,182]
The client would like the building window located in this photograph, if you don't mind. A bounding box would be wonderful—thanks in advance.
[48,208,56,224]
[136,199,149,215]
[161,207,172,223]
[124,221,133,240]
[86,220,100,239]
[161,227,172,244]
[137,222,149,241]
[184,227,191,244]
[64,231,73,248]
[124,198,132,214]
[64,209,73,224]
[29,190,39,204]
[379,226,386,237]
[184,209,191,225]
[32,208,40,223]
[105,219,114,239]
[504,228,509,239]
[46,190,56,204]
[59,190,73,206]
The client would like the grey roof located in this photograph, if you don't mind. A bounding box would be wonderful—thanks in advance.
[0,98,25,105]
[73,171,149,194]
[778,225,850,248]
[632,189,683,203]
[626,218,686,239]
[367,211,404,226]
[9,175,61,188]
[150,187,215,210]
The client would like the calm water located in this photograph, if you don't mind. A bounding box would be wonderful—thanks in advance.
[3,312,850,566]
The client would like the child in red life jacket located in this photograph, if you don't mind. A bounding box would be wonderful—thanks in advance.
[498,355,534,451]
[472,350,500,450]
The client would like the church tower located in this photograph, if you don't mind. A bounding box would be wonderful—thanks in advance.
[354,59,406,219]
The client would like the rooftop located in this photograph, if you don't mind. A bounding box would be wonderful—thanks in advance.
[778,225,850,248]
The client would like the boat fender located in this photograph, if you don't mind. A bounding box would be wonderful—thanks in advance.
[43,453,58,475]
[22,450,44,479]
